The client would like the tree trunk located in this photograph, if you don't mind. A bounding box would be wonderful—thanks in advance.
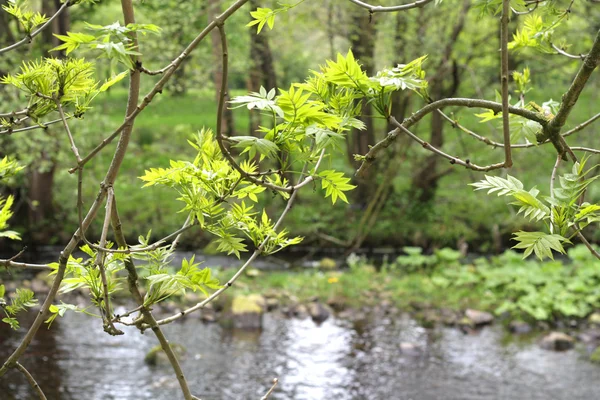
[248,0,277,137]
[410,0,471,204]
[208,0,235,135]
[347,7,376,204]
[26,0,70,243]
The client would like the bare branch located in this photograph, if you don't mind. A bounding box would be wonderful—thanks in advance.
[500,0,512,167]
[357,97,547,176]
[15,362,47,400]
[389,117,505,172]
[260,378,279,400]
[347,0,434,13]
[552,43,587,60]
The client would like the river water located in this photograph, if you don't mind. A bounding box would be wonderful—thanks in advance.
[2,309,600,400]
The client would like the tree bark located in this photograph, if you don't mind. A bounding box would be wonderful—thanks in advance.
[248,0,277,137]
[208,0,235,136]
[347,6,376,204]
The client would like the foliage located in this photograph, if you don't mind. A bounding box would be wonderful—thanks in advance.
[472,156,600,260]
[0,284,38,330]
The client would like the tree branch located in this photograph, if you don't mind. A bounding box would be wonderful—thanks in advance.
[15,362,47,400]
[346,0,434,13]
[357,97,547,176]
[0,0,71,55]
[500,0,512,167]
[69,0,251,174]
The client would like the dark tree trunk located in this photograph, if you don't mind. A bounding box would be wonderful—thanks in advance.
[208,0,235,136]
[248,0,277,137]
[410,0,471,204]
[347,7,376,204]
[26,0,70,243]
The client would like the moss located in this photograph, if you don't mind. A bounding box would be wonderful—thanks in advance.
[590,347,600,364]
[319,257,337,270]
[231,294,264,314]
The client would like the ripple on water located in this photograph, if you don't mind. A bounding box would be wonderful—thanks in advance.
[2,311,600,399]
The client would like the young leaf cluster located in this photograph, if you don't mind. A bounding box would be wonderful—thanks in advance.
[472,157,600,260]
[53,22,161,70]
[0,284,38,330]
[140,129,302,258]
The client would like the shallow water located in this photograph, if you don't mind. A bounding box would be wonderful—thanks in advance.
[2,309,600,400]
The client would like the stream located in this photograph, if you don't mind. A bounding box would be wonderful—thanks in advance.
[2,310,600,400]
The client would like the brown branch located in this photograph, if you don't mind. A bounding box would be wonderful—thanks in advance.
[541,28,600,156]
[0,118,64,135]
[389,117,505,172]
[95,187,123,335]
[347,0,434,13]
[15,362,47,400]
[357,97,547,176]
[69,0,251,174]
[500,0,512,167]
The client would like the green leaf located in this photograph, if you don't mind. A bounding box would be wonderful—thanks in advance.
[512,231,570,261]
[230,136,279,161]
[318,170,356,204]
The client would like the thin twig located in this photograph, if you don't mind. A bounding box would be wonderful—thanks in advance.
[390,116,505,171]
[56,101,82,162]
[15,362,47,400]
[261,378,279,400]
[347,0,434,13]
[357,97,547,176]
[500,0,512,167]
[550,155,561,234]
[552,43,587,60]
[0,119,64,135]
[577,231,600,260]
[69,0,251,174]
[95,187,123,335]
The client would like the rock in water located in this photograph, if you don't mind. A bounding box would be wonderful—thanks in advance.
[588,312,600,326]
[540,332,575,351]
[509,320,532,334]
[465,309,494,327]
[308,301,331,324]
[399,342,422,357]
[229,294,265,329]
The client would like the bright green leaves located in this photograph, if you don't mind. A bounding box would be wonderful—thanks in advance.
[473,156,600,260]
[319,170,356,204]
[2,0,48,35]
[229,86,284,118]
[0,157,23,240]
[0,195,20,240]
[230,136,279,161]
[1,58,122,119]
[144,256,221,306]
[247,1,306,33]
[52,31,96,55]
[509,14,557,54]
[471,175,550,222]
[1,285,38,330]
[322,50,371,93]
[140,128,299,258]
[512,231,570,261]
[372,55,428,93]
[45,302,80,327]
[53,22,161,69]
[247,7,276,34]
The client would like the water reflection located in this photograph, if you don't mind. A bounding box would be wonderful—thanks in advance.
[1,310,600,399]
